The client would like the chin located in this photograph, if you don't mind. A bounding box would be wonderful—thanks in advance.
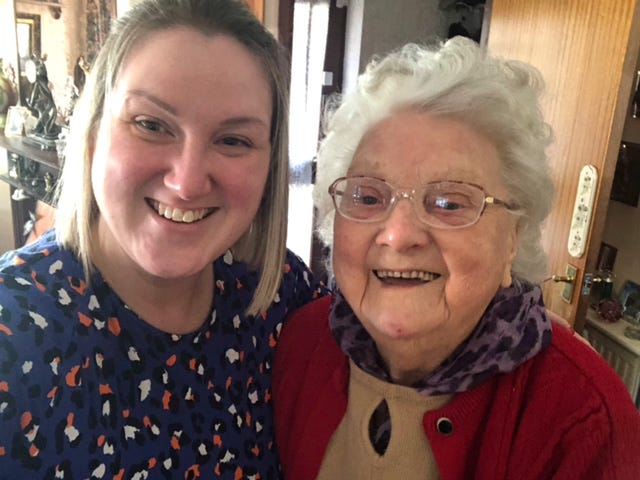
[364,315,422,342]
[140,257,210,280]
[360,299,431,337]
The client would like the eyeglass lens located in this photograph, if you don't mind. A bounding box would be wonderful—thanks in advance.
[331,177,487,228]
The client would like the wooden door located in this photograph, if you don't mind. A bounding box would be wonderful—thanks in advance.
[245,0,265,22]
[485,0,640,328]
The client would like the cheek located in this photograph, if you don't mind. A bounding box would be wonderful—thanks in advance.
[332,219,369,290]
[90,127,113,204]
[443,220,518,292]
[91,122,141,193]
[216,159,270,208]
[486,217,519,270]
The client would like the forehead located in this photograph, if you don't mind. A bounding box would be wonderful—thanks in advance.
[349,110,502,186]
[121,25,260,69]
[114,27,272,109]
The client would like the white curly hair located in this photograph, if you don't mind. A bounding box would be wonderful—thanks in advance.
[313,36,554,283]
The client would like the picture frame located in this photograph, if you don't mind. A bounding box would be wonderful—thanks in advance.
[596,241,618,272]
[4,106,25,137]
[620,280,640,324]
[611,142,640,207]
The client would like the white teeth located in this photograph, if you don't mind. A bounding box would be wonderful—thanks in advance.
[152,201,210,224]
[375,270,439,282]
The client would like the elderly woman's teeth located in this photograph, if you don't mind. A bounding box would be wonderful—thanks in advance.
[153,201,210,224]
[375,270,439,282]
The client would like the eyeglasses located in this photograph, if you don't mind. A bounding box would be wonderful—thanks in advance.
[328,176,518,229]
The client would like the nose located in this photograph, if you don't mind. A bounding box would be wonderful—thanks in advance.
[164,137,213,200]
[375,196,432,251]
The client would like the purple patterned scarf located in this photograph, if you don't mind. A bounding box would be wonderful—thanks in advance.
[329,278,552,395]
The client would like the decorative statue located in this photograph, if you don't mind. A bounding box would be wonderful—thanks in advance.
[73,55,90,93]
[25,55,60,139]
[60,76,79,126]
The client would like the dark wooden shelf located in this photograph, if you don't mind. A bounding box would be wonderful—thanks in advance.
[1,133,61,249]
[0,174,56,207]
[0,173,24,191]
[0,132,60,170]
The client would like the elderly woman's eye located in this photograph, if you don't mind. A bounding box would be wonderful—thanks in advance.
[352,187,383,207]
[360,195,380,205]
[435,197,462,210]
[425,194,471,213]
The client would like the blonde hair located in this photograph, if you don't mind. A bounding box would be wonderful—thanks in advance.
[314,37,554,283]
[55,0,290,315]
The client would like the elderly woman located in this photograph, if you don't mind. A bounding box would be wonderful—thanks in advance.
[0,0,326,477]
[273,38,640,479]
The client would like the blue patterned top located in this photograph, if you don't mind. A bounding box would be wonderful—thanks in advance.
[0,229,326,479]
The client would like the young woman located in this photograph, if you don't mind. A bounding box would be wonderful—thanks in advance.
[0,1,325,478]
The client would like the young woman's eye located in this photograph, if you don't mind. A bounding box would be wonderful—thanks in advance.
[134,118,168,134]
[220,136,252,148]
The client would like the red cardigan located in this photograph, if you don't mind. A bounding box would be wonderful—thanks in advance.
[274,295,640,480]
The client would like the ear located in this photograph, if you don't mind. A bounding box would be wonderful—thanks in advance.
[501,269,512,288]
[501,220,520,288]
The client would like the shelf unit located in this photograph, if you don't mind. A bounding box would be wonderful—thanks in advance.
[0,133,60,248]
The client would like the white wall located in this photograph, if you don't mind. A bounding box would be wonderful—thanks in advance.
[263,0,279,38]
[343,0,448,94]
[602,200,640,293]
[0,0,18,71]
[0,147,13,255]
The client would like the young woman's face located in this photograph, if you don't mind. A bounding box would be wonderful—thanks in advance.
[332,110,519,383]
[91,28,272,280]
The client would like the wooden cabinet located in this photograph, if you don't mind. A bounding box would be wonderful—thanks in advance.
[0,133,59,248]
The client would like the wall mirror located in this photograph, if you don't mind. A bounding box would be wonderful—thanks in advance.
[15,12,41,105]
[11,0,118,118]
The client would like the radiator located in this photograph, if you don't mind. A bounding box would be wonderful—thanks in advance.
[584,325,640,408]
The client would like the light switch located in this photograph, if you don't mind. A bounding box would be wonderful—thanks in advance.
[567,165,598,258]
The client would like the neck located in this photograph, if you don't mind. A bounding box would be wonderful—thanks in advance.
[375,335,461,387]
[91,229,215,335]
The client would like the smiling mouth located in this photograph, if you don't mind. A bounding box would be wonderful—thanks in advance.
[374,270,441,284]
[149,200,216,224]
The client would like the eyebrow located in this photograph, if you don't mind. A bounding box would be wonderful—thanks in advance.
[218,116,270,130]
[349,164,480,183]
[124,89,270,129]
[438,169,480,183]
[125,89,176,115]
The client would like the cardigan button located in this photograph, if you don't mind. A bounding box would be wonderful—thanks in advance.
[436,417,454,436]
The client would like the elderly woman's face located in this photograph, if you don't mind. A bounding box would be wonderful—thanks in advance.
[332,110,519,382]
